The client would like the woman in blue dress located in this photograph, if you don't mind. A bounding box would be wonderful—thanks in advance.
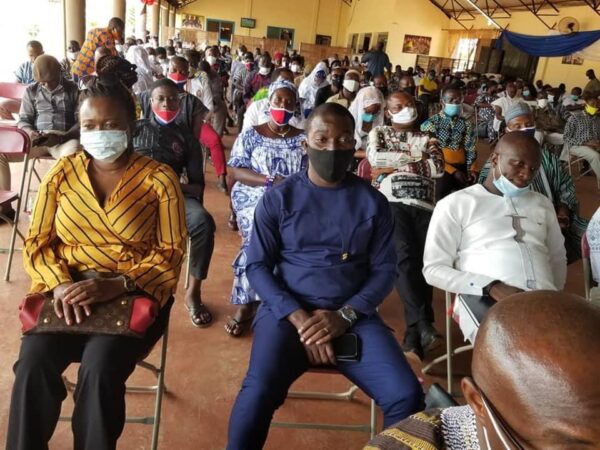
[225,79,306,336]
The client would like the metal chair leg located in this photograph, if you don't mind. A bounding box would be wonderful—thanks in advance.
[4,155,30,281]
[184,237,191,290]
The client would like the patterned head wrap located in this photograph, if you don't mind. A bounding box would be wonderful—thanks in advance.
[268,79,298,101]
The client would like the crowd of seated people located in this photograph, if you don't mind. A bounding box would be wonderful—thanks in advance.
[2,17,599,449]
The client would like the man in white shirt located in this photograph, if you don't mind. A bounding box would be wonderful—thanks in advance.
[491,81,523,133]
[423,132,567,340]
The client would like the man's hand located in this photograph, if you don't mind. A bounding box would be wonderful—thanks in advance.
[452,170,469,187]
[0,105,14,120]
[488,282,524,301]
[298,309,350,345]
[303,341,336,366]
[556,203,571,230]
[40,133,63,147]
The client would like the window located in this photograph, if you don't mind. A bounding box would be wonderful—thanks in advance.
[267,26,294,49]
[361,33,372,53]
[349,33,358,53]
[452,38,478,72]
[206,19,234,43]
[376,33,388,52]
[315,34,331,46]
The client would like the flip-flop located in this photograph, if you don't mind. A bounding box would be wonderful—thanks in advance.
[185,303,213,328]
[224,316,253,337]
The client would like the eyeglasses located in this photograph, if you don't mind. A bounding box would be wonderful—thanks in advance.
[472,378,527,450]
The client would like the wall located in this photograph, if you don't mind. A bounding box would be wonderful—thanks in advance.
[447,5,600,90]
[179,0,345,48]
[338,0,451,68]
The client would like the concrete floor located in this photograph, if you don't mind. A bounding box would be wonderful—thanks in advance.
[0,132,597,450]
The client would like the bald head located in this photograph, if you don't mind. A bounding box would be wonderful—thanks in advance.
[494,131,539,159]
[466,291,600,446]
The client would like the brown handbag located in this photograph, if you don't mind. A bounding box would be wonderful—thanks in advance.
[18,271,159,338]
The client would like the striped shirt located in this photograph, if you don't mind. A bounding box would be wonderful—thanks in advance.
[17,79,79,132]
[24,152,187,306]
[15,60,34,84]
[71,27,118,78]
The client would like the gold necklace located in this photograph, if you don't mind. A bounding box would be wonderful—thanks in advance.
[267,121,291,138]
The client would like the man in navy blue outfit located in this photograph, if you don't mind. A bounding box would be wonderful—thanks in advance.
[226,103,424,450]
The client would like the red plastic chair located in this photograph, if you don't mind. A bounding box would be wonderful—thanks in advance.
[0,82,28,101]
[0,126,31,281]
[356,158,372,182]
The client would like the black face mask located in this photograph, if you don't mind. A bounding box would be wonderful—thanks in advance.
[307,146,354,183]
[331,77,342,88]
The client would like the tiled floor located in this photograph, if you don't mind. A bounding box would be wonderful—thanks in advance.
[0,133,597,450]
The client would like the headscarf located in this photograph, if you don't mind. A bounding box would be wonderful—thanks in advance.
[268,79,298,101]
[348,86,385,149]
[125,45,154,94]
[298,61,329,110]
[33,55,61,83]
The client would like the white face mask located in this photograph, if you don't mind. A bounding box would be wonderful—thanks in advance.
[115,44,123,53]
[537,98,548,108]
[206,55,217,65]
[343,79,359,93]
[259,66,270,75]
[148,55,156,63]
[391,106,417,124]
[80,130,128,163]
[547,94,555,102]
[290,63,300,73]
[67,51,77,60]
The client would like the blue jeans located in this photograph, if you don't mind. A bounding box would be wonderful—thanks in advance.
[226,306,423,450]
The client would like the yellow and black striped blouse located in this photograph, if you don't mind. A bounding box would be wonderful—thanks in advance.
[24,151,187,306]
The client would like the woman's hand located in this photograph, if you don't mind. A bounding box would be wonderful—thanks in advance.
[63,278,126,308]
[53,282,89,325]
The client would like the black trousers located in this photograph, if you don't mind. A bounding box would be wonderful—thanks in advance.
[390,203,434,333]
[184,197,216,280]
[6,299,173,450]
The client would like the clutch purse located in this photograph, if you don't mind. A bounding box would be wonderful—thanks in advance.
[18,272,159,338]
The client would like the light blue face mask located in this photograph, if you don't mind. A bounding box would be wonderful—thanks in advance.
[362,112,374,123]
[492,158,531,198]
[571,94,580,101]
[523,89,531,97]
[443,103,461,117]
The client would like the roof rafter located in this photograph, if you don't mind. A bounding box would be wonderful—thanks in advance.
[580,0,600,15]
[429,0,476,29]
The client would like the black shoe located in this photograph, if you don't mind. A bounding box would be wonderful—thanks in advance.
[402,329,424,360]
[420,324,443,354]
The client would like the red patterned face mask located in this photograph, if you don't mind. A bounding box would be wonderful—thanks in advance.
[152,106,180,125]
[168,72,187,87]
[270,107,295,126]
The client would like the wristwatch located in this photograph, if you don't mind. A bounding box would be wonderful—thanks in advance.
[121,275,137,293]
[337,305,359,327]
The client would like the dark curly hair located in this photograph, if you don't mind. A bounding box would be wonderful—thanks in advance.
[79,75,137,124]
[94,55,138,89]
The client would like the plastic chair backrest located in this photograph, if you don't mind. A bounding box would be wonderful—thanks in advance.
[356,158,372,181]
[0,82,28,101]
[0,126,30,156]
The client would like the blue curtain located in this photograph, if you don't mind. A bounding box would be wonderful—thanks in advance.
[497,30,600,56]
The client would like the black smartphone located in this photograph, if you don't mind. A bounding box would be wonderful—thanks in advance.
[333,333,360,362]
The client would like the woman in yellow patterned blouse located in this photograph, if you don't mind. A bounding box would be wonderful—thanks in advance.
[6,78,187,450]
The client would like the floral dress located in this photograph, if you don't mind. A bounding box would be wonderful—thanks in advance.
[228,127,306,304]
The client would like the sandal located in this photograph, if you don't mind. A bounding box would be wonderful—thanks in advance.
[224,316,253,337]
[185,303,213,328]
[228,212,238,231]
